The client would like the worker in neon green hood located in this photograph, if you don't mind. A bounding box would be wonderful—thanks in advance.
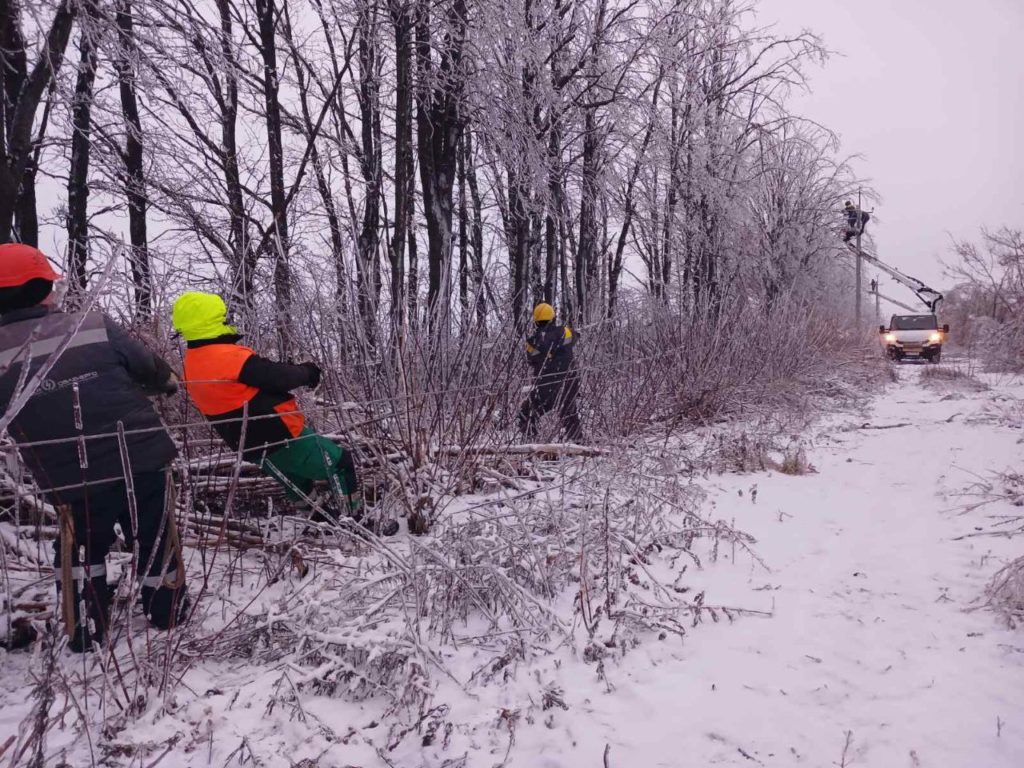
[171,291,237,342]
[171,291,398,536]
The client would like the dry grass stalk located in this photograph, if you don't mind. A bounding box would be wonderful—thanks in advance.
[984,556,1024,628]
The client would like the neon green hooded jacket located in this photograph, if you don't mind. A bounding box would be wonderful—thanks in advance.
[172,292,237,342]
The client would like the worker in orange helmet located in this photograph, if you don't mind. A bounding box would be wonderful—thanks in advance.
[0,244,187,651]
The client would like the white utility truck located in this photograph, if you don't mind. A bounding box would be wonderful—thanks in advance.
[843,241,949,364]
[879,314,949,363]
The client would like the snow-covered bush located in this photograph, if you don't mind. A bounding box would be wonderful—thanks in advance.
[985,556,1024,628]
[945,228,1024,371]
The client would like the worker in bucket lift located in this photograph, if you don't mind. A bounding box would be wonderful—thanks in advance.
[171,292,397,535]
[843,201,871,243]
[0,244,188,652]
[518,303,583,443]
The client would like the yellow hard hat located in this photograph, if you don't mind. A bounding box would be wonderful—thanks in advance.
[533,302,555,322]
[172,291,237,341]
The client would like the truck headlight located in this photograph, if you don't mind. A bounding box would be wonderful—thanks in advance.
[884,333,897,343]
[928,332,942,343]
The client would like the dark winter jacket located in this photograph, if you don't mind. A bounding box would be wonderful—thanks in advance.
[525,322,577,382]
[845,206,870,229]
[182,336,314,460]
[0,307,178,500]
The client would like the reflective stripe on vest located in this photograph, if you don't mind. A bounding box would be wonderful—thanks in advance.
[141,568,177,588]
[0,314,109,368]
[54,562,107,582]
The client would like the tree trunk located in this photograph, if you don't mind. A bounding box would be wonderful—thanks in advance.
[609,75,661,318]
[114,0,151,321]
[0,0,75,243]
[390,0,414,330]
[507,167,530,328]
[0,7,45,247]
[286,10,349,356]
[66,3,101,303]
[216,0,254,306]
[255,0,291,351]
[415,0,466,333]
[544,123,562,305]
[576,107,600,321]
[543,4,564,307]
[407,214,418,327]
[356,0,382,337]
[660,95,683,302]
[464,129,486,328]
[457,133,469,318]
[1,9,26,242]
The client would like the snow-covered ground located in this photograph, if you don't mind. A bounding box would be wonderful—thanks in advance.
[412,362,1024,768]
[544,362,1024,768]
[2,361,1023,767]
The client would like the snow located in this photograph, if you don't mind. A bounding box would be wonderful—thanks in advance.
[2,361,1023,767]
[567,363,1024,767]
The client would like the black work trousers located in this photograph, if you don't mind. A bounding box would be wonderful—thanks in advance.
[518,374,583,442]
[53,471,188,650]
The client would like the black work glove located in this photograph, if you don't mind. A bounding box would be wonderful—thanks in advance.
[299,362,322,388]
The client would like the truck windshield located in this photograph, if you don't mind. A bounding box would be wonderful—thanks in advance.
[890,315,938,331]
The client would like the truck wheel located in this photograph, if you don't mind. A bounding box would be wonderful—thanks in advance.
[931,350,941,364]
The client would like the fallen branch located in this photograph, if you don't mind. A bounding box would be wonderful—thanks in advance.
[433,443,610,458]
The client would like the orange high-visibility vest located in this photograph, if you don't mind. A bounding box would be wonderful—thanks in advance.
[183,344,304,439]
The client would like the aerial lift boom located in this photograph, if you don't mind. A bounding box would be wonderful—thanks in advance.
[873,289,918,313]
[845,242,943,313]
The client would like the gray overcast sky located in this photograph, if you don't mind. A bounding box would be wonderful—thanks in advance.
[755,0,1024,295]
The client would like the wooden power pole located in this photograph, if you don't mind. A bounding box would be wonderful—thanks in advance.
[854,189,863,332]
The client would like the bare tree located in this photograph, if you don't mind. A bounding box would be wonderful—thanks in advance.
[415,0,468,331]
[253,0,293,350]
[355,0,383,338]
[65,1,101,302]
[113,0,152,319]
[390,0,415,329]
[284,2,349,348]
[0,0,75,244]
[944,227,1024,370]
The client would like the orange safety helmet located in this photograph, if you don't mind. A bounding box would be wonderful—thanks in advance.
[0,243,60,288]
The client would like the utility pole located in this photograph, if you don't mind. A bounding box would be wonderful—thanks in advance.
[873,277,880,322]
[854,188,862,332]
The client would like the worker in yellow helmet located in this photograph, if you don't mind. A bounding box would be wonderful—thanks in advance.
[518,303,583,442]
